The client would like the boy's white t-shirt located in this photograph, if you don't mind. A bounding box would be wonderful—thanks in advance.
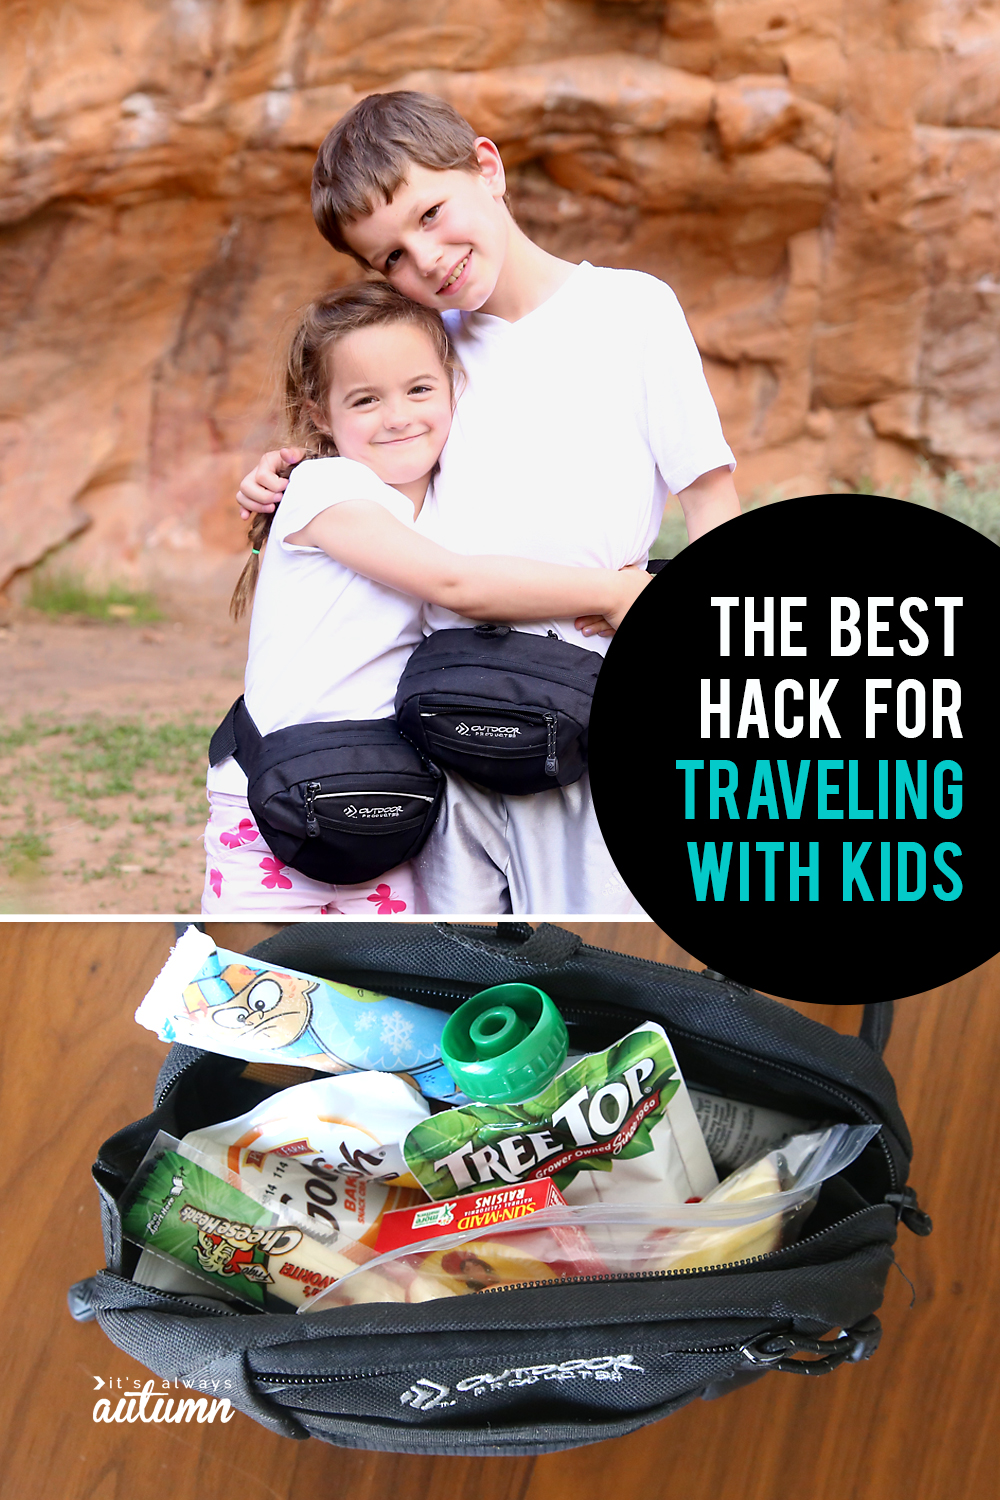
[209,457,424,796]
[418,261,735,655]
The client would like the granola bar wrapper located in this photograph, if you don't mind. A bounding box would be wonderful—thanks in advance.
[135,926,464,1102]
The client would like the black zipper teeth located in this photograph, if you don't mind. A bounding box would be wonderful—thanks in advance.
[117,1198,883,1330]
[256,1339,750,1386]
[99,1270,248,1317]
[544,713,558,775]
[154,1052,210,1108]
[662,1023,899,1190]
[309,792,435,804]
[420,707,549,725]
[481,1203,878,1292]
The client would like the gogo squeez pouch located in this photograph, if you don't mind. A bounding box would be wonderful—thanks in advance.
[403,1022,718,1206]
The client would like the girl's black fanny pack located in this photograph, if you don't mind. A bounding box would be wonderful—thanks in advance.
[394,624,603,795]
[209,698,443,884]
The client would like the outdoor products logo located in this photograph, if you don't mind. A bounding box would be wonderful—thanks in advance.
[454,722,521,739]
[91,1376,234,1424]
[343,803,404,819]
[399,1353,645,1410]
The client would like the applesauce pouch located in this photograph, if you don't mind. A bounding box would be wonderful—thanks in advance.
[402,1021,717,1205]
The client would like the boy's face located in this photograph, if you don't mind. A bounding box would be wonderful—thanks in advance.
[343,148,509,314]
[323,322,453,487]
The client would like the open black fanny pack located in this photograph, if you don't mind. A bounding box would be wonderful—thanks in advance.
[394,625,603,794]
[209,698,443,884]
[76,922,931,1458]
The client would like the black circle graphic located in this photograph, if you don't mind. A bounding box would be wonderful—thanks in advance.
[591,496,999,1001]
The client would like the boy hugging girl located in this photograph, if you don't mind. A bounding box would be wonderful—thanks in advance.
[207,90,738,918]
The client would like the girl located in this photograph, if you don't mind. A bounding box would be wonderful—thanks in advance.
[204,280,648,914]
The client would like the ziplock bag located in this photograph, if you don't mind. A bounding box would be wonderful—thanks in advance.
[77,923,931,1457]
[308,1124,878,1309]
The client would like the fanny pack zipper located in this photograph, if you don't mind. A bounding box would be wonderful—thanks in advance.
[420,707,560,777]
[303,784,435,839]
[97,1269,248,1317]
[106,1197,884,1332]
[480,1201,877,1293]
[255,1337,750,1385]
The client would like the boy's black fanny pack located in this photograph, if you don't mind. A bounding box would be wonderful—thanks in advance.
[209,698,443,884]
[394,625,603,795]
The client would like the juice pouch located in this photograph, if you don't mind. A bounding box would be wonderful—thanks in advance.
[135,926,464,1102]
[122,1139,366,1311]
[402,1021,717,1205]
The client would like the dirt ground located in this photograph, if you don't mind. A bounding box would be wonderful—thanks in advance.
[0,603,249,914]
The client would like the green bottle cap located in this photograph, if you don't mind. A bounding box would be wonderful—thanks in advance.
[441,983,569,1104]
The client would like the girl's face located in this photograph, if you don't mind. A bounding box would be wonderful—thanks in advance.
[323,321,453,489]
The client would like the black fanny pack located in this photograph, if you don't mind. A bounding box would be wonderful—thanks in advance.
[79,922,929,1458]
[209,698,443,884]
[394,625,603,795]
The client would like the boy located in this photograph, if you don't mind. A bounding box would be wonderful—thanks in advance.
[237,91,739,915]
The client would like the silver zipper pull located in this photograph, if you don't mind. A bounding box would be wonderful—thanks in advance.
[304,781,321,837]
[544,713,559,777]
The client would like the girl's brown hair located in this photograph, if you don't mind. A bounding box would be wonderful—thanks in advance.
[230,280,460,620]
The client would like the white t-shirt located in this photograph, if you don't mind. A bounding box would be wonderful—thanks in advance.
[209,457,424,795]
[417,261,735,655]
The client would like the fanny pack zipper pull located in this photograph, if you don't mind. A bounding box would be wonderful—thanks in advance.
[304,781,321,837]
[884,1186,933,1236]
[544,712,558,777]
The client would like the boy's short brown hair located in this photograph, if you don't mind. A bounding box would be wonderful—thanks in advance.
[311,92,482,263]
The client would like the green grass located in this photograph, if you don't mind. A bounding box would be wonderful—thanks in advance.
[0,713,214,893]
[652,465,1000,557]
[0,825,52,874]
[28,570,163,623]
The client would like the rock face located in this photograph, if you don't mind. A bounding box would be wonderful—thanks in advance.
[2,0,998,596]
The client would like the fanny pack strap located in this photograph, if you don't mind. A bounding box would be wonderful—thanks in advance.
[209,696,262,776]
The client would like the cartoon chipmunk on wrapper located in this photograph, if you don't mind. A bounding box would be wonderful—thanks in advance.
[179,965,349,1068]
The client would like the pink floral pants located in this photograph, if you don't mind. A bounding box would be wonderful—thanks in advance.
[201,791,416,916]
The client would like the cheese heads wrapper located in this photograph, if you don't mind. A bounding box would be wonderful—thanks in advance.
[122,1146,367,1311]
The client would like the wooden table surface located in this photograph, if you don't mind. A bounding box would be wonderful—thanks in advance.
[1,921,996,1500]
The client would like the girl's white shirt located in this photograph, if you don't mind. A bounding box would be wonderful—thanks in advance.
[208,456,424,796]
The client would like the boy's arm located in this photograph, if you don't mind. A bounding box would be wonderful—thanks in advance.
[286,501,649,628]
[237,449,303,518]
[676,465,741,541]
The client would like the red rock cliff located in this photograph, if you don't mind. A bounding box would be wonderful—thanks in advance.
[2,0,998,595]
